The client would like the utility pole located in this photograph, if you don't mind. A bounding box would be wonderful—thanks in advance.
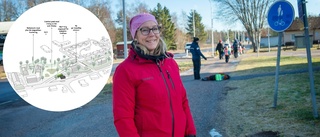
[122,0,128,58]
[268,25,270,52]
[300,0,318,118]
[193,9,195,37]
[209,0,214,57]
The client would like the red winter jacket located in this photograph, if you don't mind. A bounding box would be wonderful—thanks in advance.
[113,49,196,137]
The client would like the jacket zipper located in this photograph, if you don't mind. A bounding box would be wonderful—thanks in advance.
[156,61,175,137]
[166,70,175,89]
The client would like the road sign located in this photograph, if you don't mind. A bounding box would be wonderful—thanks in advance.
[267,0,295,32]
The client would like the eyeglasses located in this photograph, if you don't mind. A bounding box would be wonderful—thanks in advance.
[139,26,161,36]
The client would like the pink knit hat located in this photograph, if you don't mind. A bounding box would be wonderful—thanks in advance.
[129,13,158,39]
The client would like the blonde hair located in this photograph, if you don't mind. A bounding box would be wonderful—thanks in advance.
[133,38,167,56]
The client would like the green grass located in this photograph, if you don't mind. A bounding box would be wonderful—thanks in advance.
[233,56,320,76]
[177,61,193,72]
[223,54,320,137]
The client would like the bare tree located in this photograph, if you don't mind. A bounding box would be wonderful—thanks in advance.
[15,0,27,19]
[132,2,149,14]
[171,12,189,50]
[212,0,275,52]
[0,0,19,21]
[114,0,149,42]
[66,0,85,7]
[87,0,116,47]
[26,0,54,9]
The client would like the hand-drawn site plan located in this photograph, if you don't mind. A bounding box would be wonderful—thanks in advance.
[3,2,113,111]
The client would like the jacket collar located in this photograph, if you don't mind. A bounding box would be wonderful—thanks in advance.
[128,47,174,64]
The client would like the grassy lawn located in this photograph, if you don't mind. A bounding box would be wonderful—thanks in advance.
[234,56,320,76]
[223,54,320,136]
[177,61,193,72]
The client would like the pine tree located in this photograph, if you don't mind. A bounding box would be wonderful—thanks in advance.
[151,3,177,50]
[186,10,207,42]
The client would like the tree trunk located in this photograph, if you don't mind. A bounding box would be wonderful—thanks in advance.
[251,32,257,52]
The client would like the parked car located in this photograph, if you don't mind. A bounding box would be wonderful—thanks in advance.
[223,43,231,49]
[185,42,192,53]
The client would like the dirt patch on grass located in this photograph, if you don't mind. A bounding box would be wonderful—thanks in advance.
[247,131,280,137]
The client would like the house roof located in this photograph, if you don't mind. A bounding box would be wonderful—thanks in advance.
[286,17,320,32]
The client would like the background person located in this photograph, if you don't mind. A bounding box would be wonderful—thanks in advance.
[112,13,196,137]
[239,41,245,54]
[216,39,224,60]
[232,39,239,58]
[201,73,231,81]
[190,37,207,80]
[224,44,231,63]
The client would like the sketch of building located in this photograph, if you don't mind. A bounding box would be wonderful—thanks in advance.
[26,75,40,83]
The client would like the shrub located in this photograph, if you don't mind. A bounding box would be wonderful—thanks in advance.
[285,41,295,46]
[313,40,320,44]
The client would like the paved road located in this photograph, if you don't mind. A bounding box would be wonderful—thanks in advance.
[0,81,21,105]
[180,56,240,137]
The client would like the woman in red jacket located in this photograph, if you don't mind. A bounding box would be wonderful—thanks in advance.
[112,13,196,137]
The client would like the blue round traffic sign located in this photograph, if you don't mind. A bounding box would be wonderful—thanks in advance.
[267,0,295,32]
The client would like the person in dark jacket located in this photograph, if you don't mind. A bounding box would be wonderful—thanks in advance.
[113,13,196,137]
[190,37,207,80]
[233,39,239,58]
[216,39,224,60]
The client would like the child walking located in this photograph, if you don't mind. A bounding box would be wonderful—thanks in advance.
[224,46,231,63]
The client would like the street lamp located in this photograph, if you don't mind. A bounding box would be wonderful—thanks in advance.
[193,9,195,37]
[209,0,214,57]
[122,0,128,58]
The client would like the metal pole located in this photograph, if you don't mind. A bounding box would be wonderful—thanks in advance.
[227,30,229,43]
[122,0,128,58]
[211,27,214,57]
[268,26,270,52]
[209,0,214,57]
[301,0,318,118]
[273,32,282,108]
[193,9,195,37]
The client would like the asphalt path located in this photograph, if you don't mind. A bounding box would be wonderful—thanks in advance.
[0,81,21,105]
[180,56,240,137]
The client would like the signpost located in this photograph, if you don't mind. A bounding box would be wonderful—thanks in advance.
[267,0,294,107]
[268,0,318,118]
[297,0,304,21]
[297,0,318,118]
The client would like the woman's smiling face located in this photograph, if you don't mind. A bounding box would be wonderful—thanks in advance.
[136,21,160,54]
